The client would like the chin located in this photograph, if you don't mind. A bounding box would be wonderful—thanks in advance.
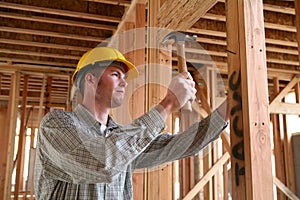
[111,100,123,108]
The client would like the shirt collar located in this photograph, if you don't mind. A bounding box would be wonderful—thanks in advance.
[74,104,119,130]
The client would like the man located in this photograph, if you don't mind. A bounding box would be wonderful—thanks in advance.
[34,47,229,199]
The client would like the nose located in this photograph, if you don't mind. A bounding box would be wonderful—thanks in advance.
[120,77,128,87]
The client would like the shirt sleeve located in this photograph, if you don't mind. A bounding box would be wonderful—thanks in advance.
[36,108,166,184]
[133,109,228,169]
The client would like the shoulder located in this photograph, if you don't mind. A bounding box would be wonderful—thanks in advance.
[40,109,77,128]
[38,109,82,152]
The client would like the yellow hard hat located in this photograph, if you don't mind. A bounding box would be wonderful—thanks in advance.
[72,47,138,84]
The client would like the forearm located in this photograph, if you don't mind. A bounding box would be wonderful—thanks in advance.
[216,98,229,121]
[134,109,228,169]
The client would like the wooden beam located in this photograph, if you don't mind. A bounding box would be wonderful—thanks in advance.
[270,77,286,200]
[0,63,73,75]
[86,0,132,6]
[157,0,218,30]
[203,13,297,33]
[182,152,230,200]
[0,102,8,199]
[295,0,300,72]
[0,27,106,42]
[0,39,90,52]
[0,49,80,60]
[132,3,146,199]
[0,11,117,31]
[0,2,121,23]
[226,0,273,199]
[263,3,295,15]
[273,177,300,200]
[270,75,300,106]
[14,75,29,199]
[108,0,144,45]
[269,102,300,114]
[187,28,299,48]
[4,71,20,199]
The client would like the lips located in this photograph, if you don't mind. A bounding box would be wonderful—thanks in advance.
[115,90,124,94]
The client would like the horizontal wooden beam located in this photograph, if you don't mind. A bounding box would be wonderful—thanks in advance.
[0,2,121,23]
[86,0,132,6]
[0,27,106,42]
[0,49,80,60]
[0,11,117,31]
[203,13,297,33]
[270,75,300,104]
[0,57,74,68]
[269,102,300,114]
[0,63,74,74]
[189,28,299,48]
[263,3,295,15]
[0,39,90,52]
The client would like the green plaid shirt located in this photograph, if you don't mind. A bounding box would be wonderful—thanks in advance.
[34,104,227,200]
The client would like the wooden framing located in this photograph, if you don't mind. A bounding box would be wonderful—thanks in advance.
[4,72,20,199]
[226,0,273,199]
[157,0,217,30]
[0,0,300,199]
[14,75,29,199]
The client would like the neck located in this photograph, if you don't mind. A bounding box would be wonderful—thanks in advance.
[82,99,110,126]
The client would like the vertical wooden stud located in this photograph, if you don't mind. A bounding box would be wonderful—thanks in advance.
[14,75,29,199]
[271,77,286,199]
[44,77,52,114]
[4,71,20,200]
[132,3,147,200]
[226,0,273,199]
[0,101,9,199]
[146,0,160,199]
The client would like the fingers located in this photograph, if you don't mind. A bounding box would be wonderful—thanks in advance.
[179,72,192,80]
[178,72,195,87]
[166,72,197,111]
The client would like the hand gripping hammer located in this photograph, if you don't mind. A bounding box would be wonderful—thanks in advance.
[161,31,196,112]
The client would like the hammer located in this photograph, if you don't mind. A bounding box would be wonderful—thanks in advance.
[161,31,196,112]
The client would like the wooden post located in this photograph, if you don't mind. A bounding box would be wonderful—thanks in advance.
[4,71,20,200]
[271,77,286,200]
[226,0,273,199]
[44,76,52,114]
[0,101,9,199]
[14,75,29,199]
[295,0,300,72]
[282,104,296,194]
[146,1,160,199]
[132,3,147,200]
[202,69,212,200]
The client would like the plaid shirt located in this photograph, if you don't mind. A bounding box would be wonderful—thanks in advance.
[34,104,227,200]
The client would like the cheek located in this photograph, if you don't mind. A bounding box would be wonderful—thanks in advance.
[96,78,114,94]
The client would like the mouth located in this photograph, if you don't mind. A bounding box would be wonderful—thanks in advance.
[115,90,125,94]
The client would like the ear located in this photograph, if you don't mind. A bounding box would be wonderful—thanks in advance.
[85,73,95,85]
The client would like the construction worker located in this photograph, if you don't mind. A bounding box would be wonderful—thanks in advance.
[34,47,229,199]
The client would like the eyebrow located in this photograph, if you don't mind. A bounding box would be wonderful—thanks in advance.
[109,69,127,79]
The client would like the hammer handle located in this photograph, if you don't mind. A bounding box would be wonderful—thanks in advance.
[176,42,192,112]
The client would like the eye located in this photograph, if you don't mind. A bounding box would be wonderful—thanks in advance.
[112,72,119,77]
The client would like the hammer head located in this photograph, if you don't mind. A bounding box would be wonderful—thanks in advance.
[161,31,196,45]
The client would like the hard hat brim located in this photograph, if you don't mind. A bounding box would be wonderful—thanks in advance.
[115,58,139,81]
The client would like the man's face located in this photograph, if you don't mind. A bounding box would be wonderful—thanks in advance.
[94,66,128,108]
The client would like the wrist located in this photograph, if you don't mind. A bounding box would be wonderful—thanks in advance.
[155,97,177,121]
